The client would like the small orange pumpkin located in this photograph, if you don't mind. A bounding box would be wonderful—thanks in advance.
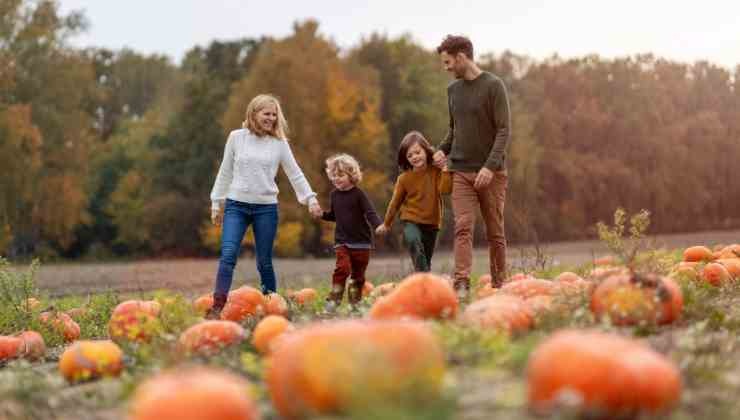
[252,315,293,354]
[369,272,457,320]
[590,273,683,325]
[192,294,214,315]
[527,330,681,416]
[683,245,714,262]
[108,300,161,343]
[221,287,265,322]
[40,311,81,342]
[291,288,318,306]
[178,320,247,356]
[17,331,46,360]
[459,294,533,334]
[266,320,445,419]
[701,262,730,286]
[0,336,24,362]
[263,293,289,317]
[59,340,124,382]
[129,367,260,420]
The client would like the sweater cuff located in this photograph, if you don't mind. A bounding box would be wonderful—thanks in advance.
[484,156,503,172]
[211,200,224,211]
[307,196,318,207]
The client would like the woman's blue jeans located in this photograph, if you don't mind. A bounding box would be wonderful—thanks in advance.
[215,199,278,295]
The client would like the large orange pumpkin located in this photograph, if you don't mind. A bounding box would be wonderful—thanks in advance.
[683,245,714,262]
[701,262,730,286]
[59,340,124,382]
[527,330,681,416]
[178,320,247,356]
[369,272,458,320]
[263,293,289,317]
[459,294,533,334]
[590,272,683,325]
[266,320,445,419]
[252,315,293,354]
[108,300,161,343]
[40,311,81,342]
[715,258,740,279]
[221,287,265,322]
[0,336,24,362]
[129,367,260,420]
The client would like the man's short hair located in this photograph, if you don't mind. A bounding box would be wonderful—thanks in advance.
[436,35,474,60]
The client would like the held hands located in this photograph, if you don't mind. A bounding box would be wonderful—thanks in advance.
[375,224,388,235]
[473,167,494,189]
[432,150,447,168]
[211,208,223,227]
[309,201,323,219]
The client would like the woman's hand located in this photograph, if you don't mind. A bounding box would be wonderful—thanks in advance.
[375,224,388,235]
[309,201,323,218]
[211,208,223,227]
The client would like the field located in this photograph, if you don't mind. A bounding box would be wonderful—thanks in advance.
[1,227,740,420]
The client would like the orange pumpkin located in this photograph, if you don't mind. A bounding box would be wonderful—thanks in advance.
[40,311,81,342]
[369,282,396,298]
[369,272,457,320]
[252,315,293,354]
[459,294,533,334]
[527,330,681,416]
[109,300,161,343]
[129,367,260,420]
[553,271,582,283]
[17,331,46,360]
[716,258,740,279]
[59,340,124,382]
[0,336,24,362]
[590,273,683,325]
[526,295,555,317]
[292,288,318,306]
[475,284,497,300]
[701,262,730,286]
[192,294,214,315]
[683,245,714,262]
[361,281,374,297]
[221,287,265,322]
[672,261,699,280]
[720,243,740,257]
[263,293,289,317]
[553,275,593,296]
[499,278,556,299]
[179,320,247,356]
[266,320,445,419]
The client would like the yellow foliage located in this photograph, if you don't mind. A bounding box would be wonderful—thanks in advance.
[199,220,253,253]
[274,222,304,257]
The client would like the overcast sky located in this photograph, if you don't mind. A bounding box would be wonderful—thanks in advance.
[58,1,740,69]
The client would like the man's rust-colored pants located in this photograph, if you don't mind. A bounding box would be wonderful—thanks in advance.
[451,170,508,290]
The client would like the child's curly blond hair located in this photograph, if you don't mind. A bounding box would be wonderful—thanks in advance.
[325,153,363,184]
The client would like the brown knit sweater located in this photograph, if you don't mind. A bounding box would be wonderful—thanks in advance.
[382,166,452,228]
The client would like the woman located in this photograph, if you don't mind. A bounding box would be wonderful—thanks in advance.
[207,94,322,319]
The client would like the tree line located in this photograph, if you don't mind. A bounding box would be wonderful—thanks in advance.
[2,1,739,260]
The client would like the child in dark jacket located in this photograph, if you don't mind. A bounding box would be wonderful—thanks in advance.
[320,153,383,311]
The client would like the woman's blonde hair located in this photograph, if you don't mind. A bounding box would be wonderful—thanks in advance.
[243,94,289,140]
[325,153,363,185]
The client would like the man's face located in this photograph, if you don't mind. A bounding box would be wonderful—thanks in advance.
[440,51,465,79]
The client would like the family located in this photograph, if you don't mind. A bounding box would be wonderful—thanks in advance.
[206,35,511,318]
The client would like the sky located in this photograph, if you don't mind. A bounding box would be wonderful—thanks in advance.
[58,1,740,69]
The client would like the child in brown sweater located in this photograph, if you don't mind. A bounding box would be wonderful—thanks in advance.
[376,131,452,272]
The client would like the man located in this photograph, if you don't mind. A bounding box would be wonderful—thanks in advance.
[433,35,511,297]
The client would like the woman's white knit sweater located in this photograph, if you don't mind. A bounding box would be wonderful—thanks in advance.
[210,129,317,210]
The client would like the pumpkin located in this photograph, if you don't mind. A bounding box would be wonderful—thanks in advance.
[672,261,699,280]
[221,287,265,322]
[369,272,457,320]
[716,258,740,279]
[701,262,730,286]
[553,272,582,283]
[475,284,497,300]
[40,311,81,342]
[590,272,683,325]
[59,340,124,382]
[459,294,533,334]
[0,336,24,362]
[263,293,289,317]
[291,288,318,306]
[498,278,555,300]
[252,315,293,354]
[108,300,161,343]
[525,295,555,317]
[179,320,247,356]
[193,294,214,315]
[129,367,260,420]
[553,275,593,296]
[527,330,681,416]
[361,281,374,297]
[720,244,740,257]
[683,245,714,262]
[369,282,396,298]
[266,320,445,419]
[18,331,46,360]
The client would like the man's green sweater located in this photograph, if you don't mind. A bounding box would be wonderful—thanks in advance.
[438,71,511,172]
